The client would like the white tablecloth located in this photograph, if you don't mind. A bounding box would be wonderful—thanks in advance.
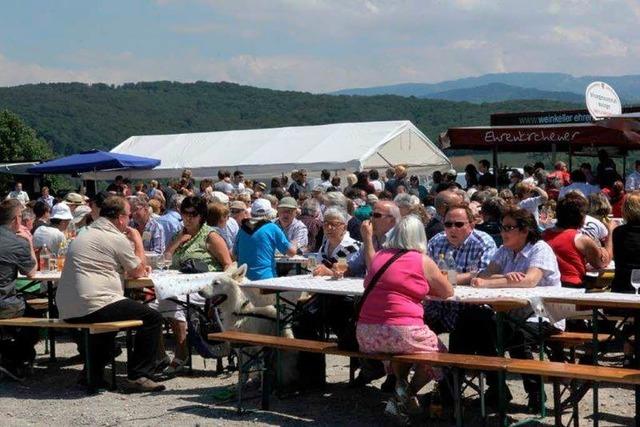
[244,274,364,296]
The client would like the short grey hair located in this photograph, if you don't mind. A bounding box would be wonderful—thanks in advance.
[301,198,320,216]
[324,191,349,211]
[323,206,348,224]
[167,194,185,211]
[394,193,419,209]
[383,214,427,253]
[376,200,401,224]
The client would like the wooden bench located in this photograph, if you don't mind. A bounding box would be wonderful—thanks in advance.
[0,317,143,391]
[211,331,640,427]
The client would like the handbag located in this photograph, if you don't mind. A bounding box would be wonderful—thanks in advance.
[337,250,408,351]
[178,258,210,274]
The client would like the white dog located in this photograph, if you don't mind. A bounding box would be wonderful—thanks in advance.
[199,264,299,385]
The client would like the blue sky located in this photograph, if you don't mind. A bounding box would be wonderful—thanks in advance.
[1,0,639,92]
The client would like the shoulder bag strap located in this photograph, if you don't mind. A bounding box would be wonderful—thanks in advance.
[355,249,408,321]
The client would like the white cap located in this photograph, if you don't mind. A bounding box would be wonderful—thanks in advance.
[72,205,92,223]
[251,198,273,218]
[50,203,73,221]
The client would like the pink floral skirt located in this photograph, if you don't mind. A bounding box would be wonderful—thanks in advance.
[356,323,446,379]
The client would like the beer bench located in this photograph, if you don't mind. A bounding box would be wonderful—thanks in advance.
[211,330,640,427]
[0,317,142,392]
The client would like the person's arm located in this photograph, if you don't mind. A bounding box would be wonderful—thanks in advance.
[274,225,297,256]
[207,232,233,270]
[164,229,191,259]
[360,220,376,270]
[16,225,37,277]
[123,226,148,278]
[423,254,454,298]
[576,233,611,269]
[471,266,542,288]
[533,185,548,204]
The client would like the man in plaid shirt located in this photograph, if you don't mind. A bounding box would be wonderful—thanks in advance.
[424,203,497,332]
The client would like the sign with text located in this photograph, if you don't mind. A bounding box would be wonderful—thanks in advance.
[585,81,622,120]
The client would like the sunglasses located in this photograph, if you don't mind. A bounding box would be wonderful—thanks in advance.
[444,221,468,228]
[372,212,392,218]
[181,210,199,218]
[499,224,519,232]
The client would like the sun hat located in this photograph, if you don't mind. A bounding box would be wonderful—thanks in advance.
[251,198,273,218]
[72,205,92,224]
[366,194,379,204]
[64,192,86,205]
[229,200,247,211]
[210,191,229,205]
[50,203,73,221]
[278,197,298,210]
[255,182,267,191]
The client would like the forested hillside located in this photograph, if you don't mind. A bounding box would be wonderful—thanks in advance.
[0,81,579,155]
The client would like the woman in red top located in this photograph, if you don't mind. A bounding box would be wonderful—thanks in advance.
[542,192,611,287]
[602,180,626,218]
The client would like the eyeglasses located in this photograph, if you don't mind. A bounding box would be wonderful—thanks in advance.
[181,210,199,218]
[323,221,345,229]
[499,224,519,232]
[372,212,392,219]
[444,221,468,228]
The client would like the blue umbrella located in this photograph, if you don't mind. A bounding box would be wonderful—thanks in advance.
[28,150,161,174]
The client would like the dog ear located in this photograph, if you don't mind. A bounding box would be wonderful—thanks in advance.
[231,264,248,281]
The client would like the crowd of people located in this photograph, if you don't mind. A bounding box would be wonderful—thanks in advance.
[1,152,639,417]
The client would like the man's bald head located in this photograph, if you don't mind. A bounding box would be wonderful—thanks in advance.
[435,190,463,217]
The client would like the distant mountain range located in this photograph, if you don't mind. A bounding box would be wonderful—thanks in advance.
[331,72,640,104]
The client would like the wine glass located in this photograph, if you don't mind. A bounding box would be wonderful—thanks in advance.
[158,253,172,271]
[632,270,640,295]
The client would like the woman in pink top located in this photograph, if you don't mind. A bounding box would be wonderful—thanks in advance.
[357,215,453,417]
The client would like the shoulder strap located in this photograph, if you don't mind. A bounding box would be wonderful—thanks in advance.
[355,250,408,320]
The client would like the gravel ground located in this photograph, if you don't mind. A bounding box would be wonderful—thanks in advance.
[0,337,636,426]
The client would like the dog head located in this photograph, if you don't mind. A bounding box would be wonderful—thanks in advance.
[199,264,248,310]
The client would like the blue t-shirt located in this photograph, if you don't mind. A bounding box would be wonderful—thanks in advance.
[234,222,291,280]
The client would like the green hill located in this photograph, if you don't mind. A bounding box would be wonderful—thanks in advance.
[0,81,580,156]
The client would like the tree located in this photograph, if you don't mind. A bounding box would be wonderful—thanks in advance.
[0,109,53,161]
[0,109,55,193]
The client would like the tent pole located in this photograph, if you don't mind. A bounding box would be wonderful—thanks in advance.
[376,152,395,168]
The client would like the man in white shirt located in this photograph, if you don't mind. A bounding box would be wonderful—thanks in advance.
[319,169,332,190]
[626,160,640,191]
[558,169,600,199]
[368,169,383,193]
[33,203,72,254]
[232,170,245,193]
[214,170,235,194]
[6,182,29,206]
[515,182,548,225]
[37,186,55,208]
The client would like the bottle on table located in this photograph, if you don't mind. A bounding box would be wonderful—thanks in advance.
[445,251,457,285]
[40,244,51,272]
[437,254,448,277]
[57,240,68,271]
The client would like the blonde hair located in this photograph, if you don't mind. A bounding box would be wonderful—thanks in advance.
[623,191,640,225]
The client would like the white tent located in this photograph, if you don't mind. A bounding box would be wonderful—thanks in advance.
[84,120,450,180]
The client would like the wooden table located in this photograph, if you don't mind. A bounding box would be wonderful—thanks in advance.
[544,292,640,427]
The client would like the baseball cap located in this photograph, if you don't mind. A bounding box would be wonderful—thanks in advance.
[50,203,73,221]
[251,198,272,218]
[64,192,86,205]
[278,197,298,210]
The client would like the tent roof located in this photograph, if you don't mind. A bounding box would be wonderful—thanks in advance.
[85,121,450,180]
[439,123,635,152]
[28,150,160,174]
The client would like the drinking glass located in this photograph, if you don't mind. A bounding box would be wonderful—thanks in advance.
[158,254,172,271]
[632,270,640,295]
[335,257,348,277]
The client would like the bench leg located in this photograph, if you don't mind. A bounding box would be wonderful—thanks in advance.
[553,380,562,427]
[237,351,244,414]
[592,309,599,427]
[479,372,486,425]
[83,329,93,393]
[110,335,117,391]
[47,281,56,362]
[216,357,223,374]
[452,368,463,427]
[261,348,272,411]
